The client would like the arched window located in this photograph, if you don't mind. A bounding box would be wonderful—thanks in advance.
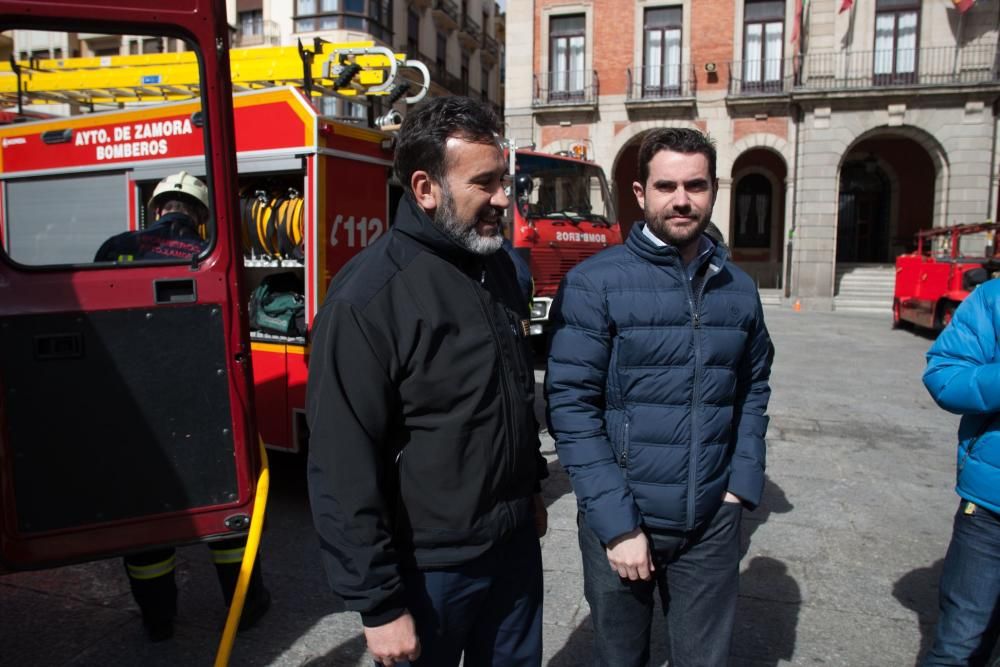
[734,173,772,249]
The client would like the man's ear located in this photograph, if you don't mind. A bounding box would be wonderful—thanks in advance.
[711,178,720,207]
[411,170,439,214]
[632,181,645,210]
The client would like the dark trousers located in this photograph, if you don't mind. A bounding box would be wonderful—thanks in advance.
[923,501,1000,667]
[578,502,743,667]
[123,536,266,623]
[394,523,543,667]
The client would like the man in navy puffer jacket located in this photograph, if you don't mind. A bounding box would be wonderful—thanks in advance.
[921,277,1000,667]
[546,128,773,666]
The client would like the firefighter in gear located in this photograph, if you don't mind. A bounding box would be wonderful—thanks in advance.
[94,170,210,262]
[99,172,272,641]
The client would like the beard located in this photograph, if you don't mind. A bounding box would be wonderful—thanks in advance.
[644,203,711,250]
[432,185,504,255]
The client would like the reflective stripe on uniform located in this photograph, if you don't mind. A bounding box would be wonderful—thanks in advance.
[210,546,246,565]
[126,555,176,580]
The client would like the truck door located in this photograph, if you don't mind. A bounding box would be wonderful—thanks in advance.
[0,1,256,570]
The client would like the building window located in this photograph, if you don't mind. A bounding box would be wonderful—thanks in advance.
[549,14,585,99]
[874,0,919,84]
[240,9,264,36]
[743,0,784,91]
[142,38,162,54]
[482,9,489,45]
[436,31,447,72]
[461,53,470,95]
[407,7,420,55]
[734,174,772,249]
[643,7,682,96]
[295,0,393,42]
[481,65,489,100]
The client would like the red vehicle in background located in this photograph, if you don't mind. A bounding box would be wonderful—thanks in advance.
[893,221,1000,331]
[507,147,623,337]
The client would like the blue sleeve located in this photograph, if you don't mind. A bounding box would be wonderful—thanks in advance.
[545,270,640,544]
[728,294,773,508]
[923,284,1000,415]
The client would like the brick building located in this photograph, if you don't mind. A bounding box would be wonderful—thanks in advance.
[505,0,1000,310]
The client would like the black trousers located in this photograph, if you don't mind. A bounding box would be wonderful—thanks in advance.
[123,536,265,622]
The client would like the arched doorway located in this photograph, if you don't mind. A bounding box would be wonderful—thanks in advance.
[836,134,936,266]
[613,139,643,239]
[730,149,787,289]
[837,159,890,263]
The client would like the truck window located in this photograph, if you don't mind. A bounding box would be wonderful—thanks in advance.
[514,153,615,225]
[0,29,214,268]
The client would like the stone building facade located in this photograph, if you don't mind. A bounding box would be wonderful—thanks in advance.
[505,0,1000,309]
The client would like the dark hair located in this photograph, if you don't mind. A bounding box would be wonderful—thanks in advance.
[394,96,503,191]
[637,127,717,186]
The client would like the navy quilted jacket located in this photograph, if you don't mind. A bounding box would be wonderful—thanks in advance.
[546,222,774,543]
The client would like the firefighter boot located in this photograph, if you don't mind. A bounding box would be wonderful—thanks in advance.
[210,539,271,631]
[124,549,179,642]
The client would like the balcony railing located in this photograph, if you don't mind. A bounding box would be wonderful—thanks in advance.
[626,64,696,101]
[533,70,598,107]
[728,43,999,96]
[432,61,467,95]
[432,0,459,30]
[482,34,500,60]
[461,15,481,40]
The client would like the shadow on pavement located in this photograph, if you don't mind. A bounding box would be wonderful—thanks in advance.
[741,475,794,558]
[893,559,944,666]
[735,556,801,665]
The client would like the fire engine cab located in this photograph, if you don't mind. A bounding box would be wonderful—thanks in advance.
[506,145,623,337]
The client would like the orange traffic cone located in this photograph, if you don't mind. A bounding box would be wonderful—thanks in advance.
[793,299,801,312]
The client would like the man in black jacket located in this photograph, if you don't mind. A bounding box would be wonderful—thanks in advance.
[306,96,547,667]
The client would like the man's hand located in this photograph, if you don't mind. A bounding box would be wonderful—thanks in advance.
[723,491,742,504]
[364,611,421,666]
[605,528,655,581]
[533,493,548,538]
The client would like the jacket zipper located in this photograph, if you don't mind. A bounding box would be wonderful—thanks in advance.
[620,419,630,477]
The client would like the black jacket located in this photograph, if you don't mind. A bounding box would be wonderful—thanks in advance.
[93,212,206,262]
[306,194,545,626]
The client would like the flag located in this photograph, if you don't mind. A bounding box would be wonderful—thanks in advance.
[791,0,806,45]
[839,0,853,14]
[953,0,975,12]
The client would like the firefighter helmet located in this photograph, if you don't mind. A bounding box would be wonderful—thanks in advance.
[514,173,534,198]
[149,171,209,213]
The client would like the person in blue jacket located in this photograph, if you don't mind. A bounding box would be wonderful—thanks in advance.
[546,127,773,666]
[921,277,1000,666]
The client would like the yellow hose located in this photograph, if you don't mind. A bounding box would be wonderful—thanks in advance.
[214,437,270,667]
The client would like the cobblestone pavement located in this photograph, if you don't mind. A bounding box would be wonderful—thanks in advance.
[3,308,989,666]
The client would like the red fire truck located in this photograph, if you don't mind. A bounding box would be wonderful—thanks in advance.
[893,221,1000,331]
[507,146,623,336]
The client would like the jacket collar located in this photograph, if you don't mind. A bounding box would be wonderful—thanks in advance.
[626,221,728,273]
[393,192,484,271]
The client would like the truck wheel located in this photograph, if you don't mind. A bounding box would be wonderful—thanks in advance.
[892,299,902,329]
[937,300,958,330]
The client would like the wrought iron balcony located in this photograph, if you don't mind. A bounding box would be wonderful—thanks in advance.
[432,0,459,31]
[459,15,481,49]
[626,64,696,102]
[728,43,999,97]
[532,70,599,108]
[432,61,467,96]
[481,33,500,64]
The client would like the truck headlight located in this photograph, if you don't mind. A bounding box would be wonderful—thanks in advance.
[530,300,547,319]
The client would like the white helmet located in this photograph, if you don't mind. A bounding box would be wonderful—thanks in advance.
[149,171,209,212]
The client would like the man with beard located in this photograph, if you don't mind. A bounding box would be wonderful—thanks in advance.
[306,96,547,667]
[546,128,773,666]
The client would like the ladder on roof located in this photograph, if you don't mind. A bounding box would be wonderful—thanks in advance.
[0,40,430,109]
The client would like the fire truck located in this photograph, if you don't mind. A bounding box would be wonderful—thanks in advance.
[893,221,1000,331]
[506,145,623,337]
[0,40,429,456]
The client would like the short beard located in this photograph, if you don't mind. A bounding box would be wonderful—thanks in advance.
[432,185,503,256]
[645,204,710,250]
